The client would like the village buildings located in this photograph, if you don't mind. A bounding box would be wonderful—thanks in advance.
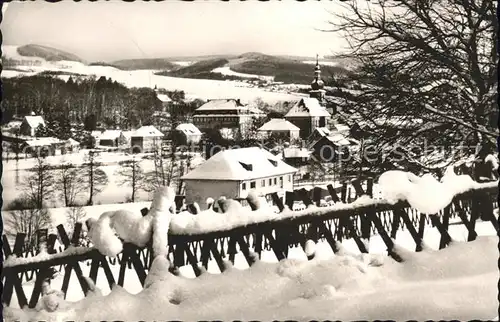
[257,118,300,141]
[181,147,297,209]
[192,99,265,136]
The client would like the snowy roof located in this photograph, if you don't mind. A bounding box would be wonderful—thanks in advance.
[258,119,300,132]
[285,98,330,118]
[176,123,202,136]
[131,125,164,137]
[99,130,122,140]
[25,137,61,147]
[325,133,352,146]
[156,93,172,103]
[66,138,80,146]
[314,127,331,137]
[283,147,311,159]
[23,115,45,129]
[196,99,265,115]
[331,123,350,133]
[182,147,298,181]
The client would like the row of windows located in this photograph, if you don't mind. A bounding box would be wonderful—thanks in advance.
[241,175,292,190]
[195,117,239,123]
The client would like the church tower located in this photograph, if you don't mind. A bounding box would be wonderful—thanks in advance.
[309,54,326,102]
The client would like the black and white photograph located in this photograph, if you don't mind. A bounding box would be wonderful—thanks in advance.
[0,0,498,320]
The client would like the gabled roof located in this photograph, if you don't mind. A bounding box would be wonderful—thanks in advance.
[196,99,265,115]
[156,93,172,103]
[23,116,45,129]
[258,118,300,132]
[131,125,164,137]
[175,123,202,136]
[99,130,122,140]
[285,98,330,118]
[181,147,297,181]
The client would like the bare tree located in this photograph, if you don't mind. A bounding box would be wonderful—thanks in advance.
[5,196,52,251]
[116,157,150,202]
[23,156,55,209]
[84,151,108,205]
[57,161,86,207]
[328,0,497,173]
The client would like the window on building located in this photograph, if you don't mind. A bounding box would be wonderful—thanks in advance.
[250,181,256,189]
[280,176,283,188]
[288,175,291,182]
[242,182,246,190]
[269,178,272,186]
[261,180,266,187]
[274,178,277,185]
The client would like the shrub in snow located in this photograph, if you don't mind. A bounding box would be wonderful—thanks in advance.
[246,190,262,210]
[217,198,244,213]
[88,186,175,257]
[378,167,481,215]
[304,239,316,260]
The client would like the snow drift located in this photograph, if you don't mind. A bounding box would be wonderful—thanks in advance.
[4,236,497,321]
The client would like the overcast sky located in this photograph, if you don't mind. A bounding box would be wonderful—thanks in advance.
[2,1,349,62]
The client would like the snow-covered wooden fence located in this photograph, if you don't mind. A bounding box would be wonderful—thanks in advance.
[2,182,498,309]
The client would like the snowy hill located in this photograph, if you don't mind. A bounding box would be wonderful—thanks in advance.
[3,44,84,64]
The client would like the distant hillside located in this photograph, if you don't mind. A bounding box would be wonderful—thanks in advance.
[153,52,349,84]
[109,58,178,71]
[16,44,84,63]
[160,58,229,77]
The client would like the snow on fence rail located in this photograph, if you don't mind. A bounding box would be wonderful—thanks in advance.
[1,181,498,309]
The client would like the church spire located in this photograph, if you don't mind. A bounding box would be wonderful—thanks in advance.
[310,54,325,102]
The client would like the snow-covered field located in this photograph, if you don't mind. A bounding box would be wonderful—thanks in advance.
[4,234,498,321]
[1,151,205,209]
[212,66,274,81]
[2,45,302,104]
[171,61,194,67]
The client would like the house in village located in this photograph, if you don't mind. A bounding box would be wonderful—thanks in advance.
[310,132,358,163]
[175,123,202,145]
[154,86,175,113]
[282,147,311,167]
[97,130,123,147]
[257,118,300,141]
[130,125,164,153]
[23,137,64,157]
[193,99,265,136]
[19,115,45,137]
[181,147,297,209]
[63,138,80,154]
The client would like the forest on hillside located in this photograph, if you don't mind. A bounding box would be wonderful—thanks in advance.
[1,75,204,132]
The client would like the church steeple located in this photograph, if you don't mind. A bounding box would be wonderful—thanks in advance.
[310,54,325,102]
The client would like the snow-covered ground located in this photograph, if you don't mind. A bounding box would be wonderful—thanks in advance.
[171,61,194,67]
[4,234,498,321]
[1,150,205,208]
[212,66,274,81]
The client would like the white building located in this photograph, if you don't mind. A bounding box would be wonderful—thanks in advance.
[181,147,298,209]
[175,123,202,145]
[257,118,300,140]
[130,125,164,153]
[19,115,45,137]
